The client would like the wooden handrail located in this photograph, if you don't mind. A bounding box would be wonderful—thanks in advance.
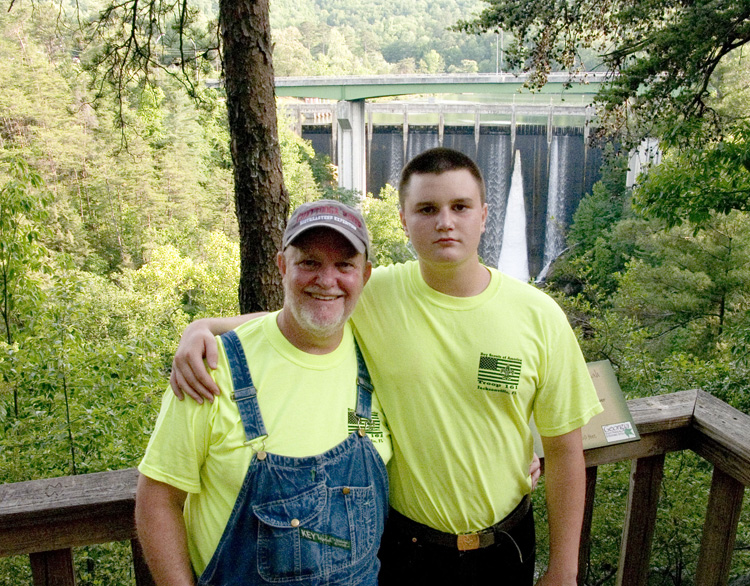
[0,467,153,586]
[1,390,748,586]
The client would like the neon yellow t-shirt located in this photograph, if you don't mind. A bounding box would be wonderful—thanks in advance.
[351,261,601,534]
[138,312,391,575]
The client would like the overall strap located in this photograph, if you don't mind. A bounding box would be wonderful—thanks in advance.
[220,330,268,441]
[354,339,373,420]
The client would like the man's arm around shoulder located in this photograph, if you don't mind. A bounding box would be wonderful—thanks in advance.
[537,428,586,586]
[136,474,194,586]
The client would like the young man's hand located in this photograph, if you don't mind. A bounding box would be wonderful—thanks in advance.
[170,314,265,403]
[170,319,221,403]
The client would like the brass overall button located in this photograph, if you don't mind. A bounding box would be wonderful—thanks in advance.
[256,451,267,461]
[342,487,351,495]
[291,519,300,528]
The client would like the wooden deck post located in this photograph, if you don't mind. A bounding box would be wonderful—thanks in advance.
[616,454,665,586]
[578,466,598,586]
[30,549,76,586]
[695,467,745,586]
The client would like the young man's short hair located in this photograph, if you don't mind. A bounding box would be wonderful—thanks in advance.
[398,147,486,208]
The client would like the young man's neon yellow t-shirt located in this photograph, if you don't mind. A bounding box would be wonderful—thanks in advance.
[138,312,391,575]
[351,261,601,534]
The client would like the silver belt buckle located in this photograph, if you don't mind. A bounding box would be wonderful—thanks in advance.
[457,533,480,551]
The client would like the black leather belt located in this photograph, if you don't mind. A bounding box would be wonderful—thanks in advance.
[388,494,531,552]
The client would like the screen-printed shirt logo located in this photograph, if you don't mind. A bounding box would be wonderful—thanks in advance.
[347,409,384,439]
[477,353,522,394]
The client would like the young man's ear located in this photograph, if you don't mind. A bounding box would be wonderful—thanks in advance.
[480,202,488,234]
[399,208,409,239]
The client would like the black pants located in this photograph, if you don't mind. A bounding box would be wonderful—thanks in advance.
[378,504,536,586]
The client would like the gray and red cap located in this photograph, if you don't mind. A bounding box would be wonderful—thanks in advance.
[283,199,370,259]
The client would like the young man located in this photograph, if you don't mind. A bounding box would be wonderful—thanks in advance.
[136,201,391,586]
[171,148,602,586]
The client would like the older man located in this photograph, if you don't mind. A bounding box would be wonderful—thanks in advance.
[135,200,391,586]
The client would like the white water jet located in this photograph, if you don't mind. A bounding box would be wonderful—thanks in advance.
[388,132,404,186]
[498,150,530,282]
[478,137,508,268]
[543,136,567,269]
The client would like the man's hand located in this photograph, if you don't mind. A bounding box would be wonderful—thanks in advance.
[170,319,221,404]
[529,452,541,490]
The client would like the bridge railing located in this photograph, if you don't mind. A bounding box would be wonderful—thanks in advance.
[1,389,748,586]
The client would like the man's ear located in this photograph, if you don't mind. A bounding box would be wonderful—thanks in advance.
[399,208,409,238]
[363,260,373,286]
[480,202,488,234]
[276,251,287,276]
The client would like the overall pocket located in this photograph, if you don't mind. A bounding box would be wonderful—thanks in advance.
[254,482,377,583]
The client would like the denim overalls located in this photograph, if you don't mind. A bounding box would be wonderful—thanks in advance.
[199,330,389,586]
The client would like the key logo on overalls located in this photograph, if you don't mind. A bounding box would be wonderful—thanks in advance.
[477,353,522,393]
[299,527,352,550]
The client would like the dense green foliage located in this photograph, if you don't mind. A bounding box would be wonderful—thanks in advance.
[55,0,505,81]
[0,2,409,467]
[632,51,750,228]
[269,0,501,74]
[541,146,750,583]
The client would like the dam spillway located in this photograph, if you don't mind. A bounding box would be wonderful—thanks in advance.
[302,119,601,280]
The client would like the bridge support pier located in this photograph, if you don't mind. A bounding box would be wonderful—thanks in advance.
[336,99,367,196]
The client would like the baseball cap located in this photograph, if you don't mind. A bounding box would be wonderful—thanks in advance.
[283,200,370,258]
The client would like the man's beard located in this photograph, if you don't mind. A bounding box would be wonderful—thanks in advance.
[289,302,348,338]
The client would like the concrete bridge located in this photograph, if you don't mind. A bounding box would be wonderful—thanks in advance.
[272,73,609,195]
[274,72,609,100]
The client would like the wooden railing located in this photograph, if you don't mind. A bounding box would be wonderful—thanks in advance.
[0,467,153,586]
[1,389,748,586]
[580,390,749,586]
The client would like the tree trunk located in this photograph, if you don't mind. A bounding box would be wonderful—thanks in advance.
[220,0,288,313]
